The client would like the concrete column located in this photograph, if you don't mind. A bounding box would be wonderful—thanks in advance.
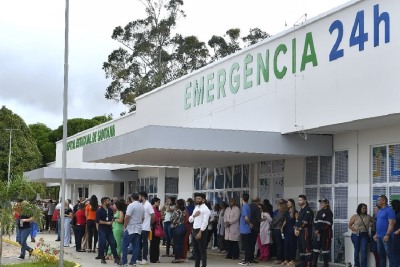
[158,168,166,202]
[179,167,194,200]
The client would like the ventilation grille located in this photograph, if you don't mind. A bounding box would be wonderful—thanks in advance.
[334,187,348,219]
[335,150,348,183]
[320,156,332,184]
[306,157,318,185]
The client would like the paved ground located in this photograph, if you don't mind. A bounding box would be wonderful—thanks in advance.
[3,231,286,267]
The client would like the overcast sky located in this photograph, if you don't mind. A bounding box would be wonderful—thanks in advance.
[0,0,349,129]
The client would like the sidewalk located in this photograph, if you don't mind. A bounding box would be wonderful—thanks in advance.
[4,231,283,267]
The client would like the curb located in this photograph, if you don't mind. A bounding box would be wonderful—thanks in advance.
[2,238,81,267]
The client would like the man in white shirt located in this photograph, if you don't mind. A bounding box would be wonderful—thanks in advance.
[121,193,145,266]
[138,191,154,265]
[189,193,210,267]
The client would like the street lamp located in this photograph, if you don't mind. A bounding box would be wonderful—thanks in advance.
[4,128,19,188]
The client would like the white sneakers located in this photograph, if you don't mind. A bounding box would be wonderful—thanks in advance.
[138,259,147,265]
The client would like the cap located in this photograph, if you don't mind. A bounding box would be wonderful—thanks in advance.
[319,198,329,204]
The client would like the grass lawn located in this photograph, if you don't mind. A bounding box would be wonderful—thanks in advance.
[1,261,76,267]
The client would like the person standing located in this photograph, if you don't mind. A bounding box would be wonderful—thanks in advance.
[373,195,395,267]
[171,199,187,263]
[16,203,34,260]
[189,193,211,267]
[63,200,74,247]
[150,197,162,263]
[138,192,154,265]
[86,195,99,253]
[224,198,241,260]
[283,199,298,265]
[370,205,380,267]
[186,198,196,260]
[239,193,252,266]
[313,199,333,267]
[47,200,56,232]
[75,203,87,252]
[95,197,121,264]
[109,200,125,258]
[217,202,227,252]
[271,200,287,264]
[249,197,261,263]
[390,199,400,267]
[121,193,145,266]
[257,204,273,262]
[349,203,373,267]
[162,197,175,257]
[295,195,314,267]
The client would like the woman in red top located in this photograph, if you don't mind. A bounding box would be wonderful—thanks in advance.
[150,197,162,263]
[75,203,87,252]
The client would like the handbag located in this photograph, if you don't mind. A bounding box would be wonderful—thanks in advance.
[155,219,164,238]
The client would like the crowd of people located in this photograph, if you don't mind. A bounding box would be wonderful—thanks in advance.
[11,192,400,267]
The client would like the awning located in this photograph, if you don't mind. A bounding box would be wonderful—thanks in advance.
[83,126,332,168]
[24,167,136,184]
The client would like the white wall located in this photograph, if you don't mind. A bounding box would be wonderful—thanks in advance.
[284,158,306,199]
[178,167,194,200]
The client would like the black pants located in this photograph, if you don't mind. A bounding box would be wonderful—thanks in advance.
[298,227,313,267]
[193,228,208,267]
[250,230,259,261]
[226,240,239,259]
[87,219,98,250]
[74,225,86,251]
[150,235,160,263]
[272,229,284,261]
[241,233,252,262]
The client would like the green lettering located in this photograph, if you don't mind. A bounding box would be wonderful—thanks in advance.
[184,82,192,110]
[274,44,287,79]
[193,77,204,107]
[301,32,318,71]
[206,73,215,102]
[217,69,226,99]
[110,125,115,137]
[243,54,253,89]
[257,50,269,85]
[92,132,97,143]
[292,38,296,74]
[229,62,240,94]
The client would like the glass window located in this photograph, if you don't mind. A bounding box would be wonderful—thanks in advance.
[373,146,387,184]
[306,156,318,185]
[215,168,224,189]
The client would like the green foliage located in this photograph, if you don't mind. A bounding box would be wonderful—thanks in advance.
[242,28,271,46]
[29,123,55,166]
[48,116,112,143]
[103,0,205,111]
[0,175,44,236]
[0,106,42,181]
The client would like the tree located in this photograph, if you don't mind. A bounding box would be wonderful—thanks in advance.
[208,28,242,62]
[208,27,270,61]
[0,106,42,181]
[29,123,55,166]
[242,27,270,46]
[48,116,112,143]
[171,34,209,79]
[103,0,187,111]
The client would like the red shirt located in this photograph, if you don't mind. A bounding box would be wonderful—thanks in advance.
[75,209,86,225]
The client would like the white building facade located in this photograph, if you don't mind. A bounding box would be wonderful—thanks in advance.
[26,0,400,265]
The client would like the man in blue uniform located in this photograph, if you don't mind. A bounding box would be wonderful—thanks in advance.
[312,199,333,267]
[295,195,314,267]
